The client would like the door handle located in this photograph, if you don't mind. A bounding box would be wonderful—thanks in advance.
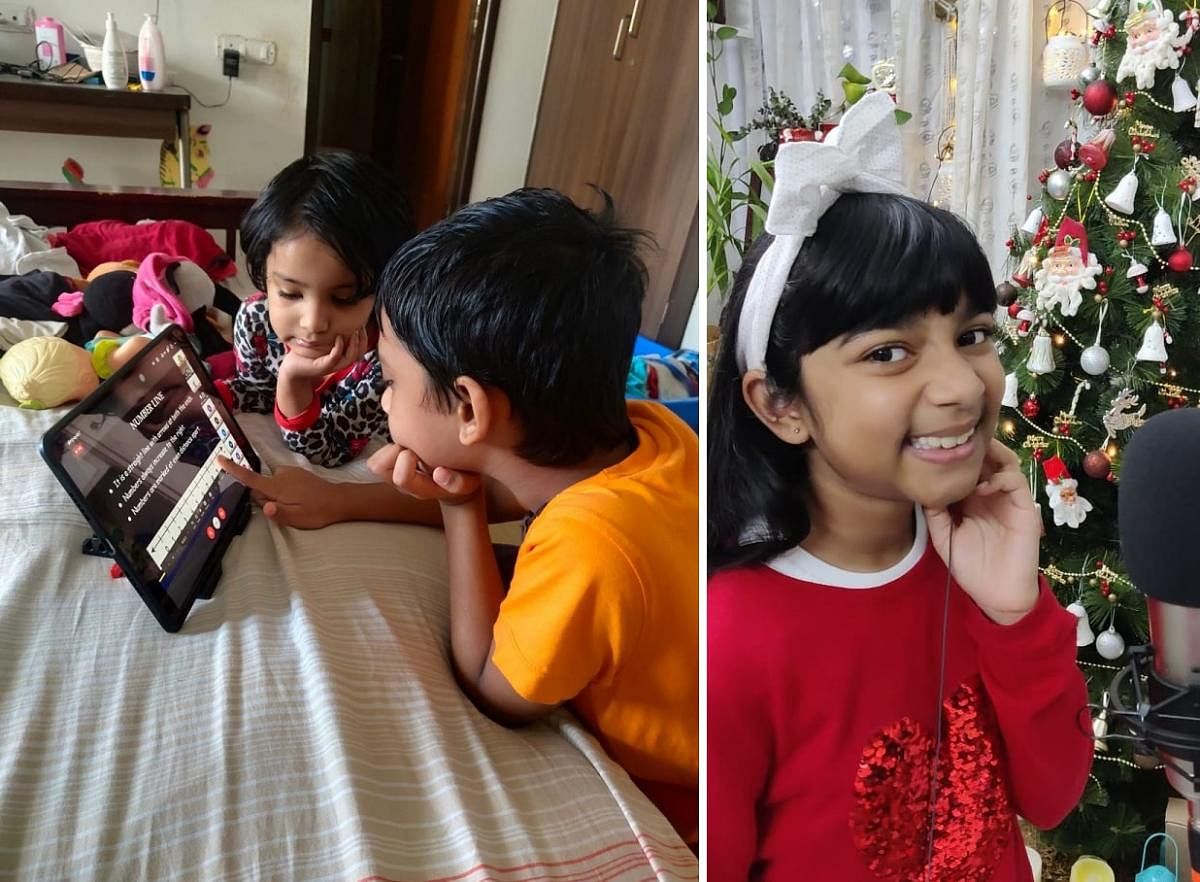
[612,14,631,60]
[628,0,644,37]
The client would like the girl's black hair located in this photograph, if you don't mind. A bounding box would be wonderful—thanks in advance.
[241,150,415,300]
[707,192,997,573]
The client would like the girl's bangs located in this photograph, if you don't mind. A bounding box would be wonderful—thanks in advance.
[783,195,997,354]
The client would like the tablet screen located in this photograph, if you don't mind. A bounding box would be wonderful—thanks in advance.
[42,331,257,608]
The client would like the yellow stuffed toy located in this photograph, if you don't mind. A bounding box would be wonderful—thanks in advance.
[0,336,98,409]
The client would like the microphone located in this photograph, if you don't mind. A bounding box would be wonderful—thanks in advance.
[1118,407,1200,877]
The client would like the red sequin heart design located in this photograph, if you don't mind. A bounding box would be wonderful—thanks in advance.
[849,676,1010,882]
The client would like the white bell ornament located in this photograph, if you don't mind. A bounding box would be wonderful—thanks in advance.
[1065,601,1095,647]
[1152,206,1177,245]
[1027,328,1057,375]
[1136,321,1168,363]
[1173,74,1198,111]
[1104,167,1139,214]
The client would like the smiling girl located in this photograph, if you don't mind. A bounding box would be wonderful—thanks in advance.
[706,93,1090,881]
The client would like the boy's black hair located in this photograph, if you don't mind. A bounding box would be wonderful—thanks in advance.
[376,187,651,468]
[241,150,415,300]
[708,192,997,573]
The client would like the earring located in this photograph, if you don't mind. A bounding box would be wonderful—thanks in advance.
[793,426,801,435]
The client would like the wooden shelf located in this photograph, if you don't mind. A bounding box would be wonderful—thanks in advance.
[0,75,193,185]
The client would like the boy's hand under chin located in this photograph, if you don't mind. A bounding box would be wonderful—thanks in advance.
[368,443,483,506]
[924,437,1043,625]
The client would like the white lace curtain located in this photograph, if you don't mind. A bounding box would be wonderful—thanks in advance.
[712,0,1068,299]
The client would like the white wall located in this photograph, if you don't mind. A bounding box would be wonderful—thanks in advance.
[467,0,557,202]
[0,0,311,191]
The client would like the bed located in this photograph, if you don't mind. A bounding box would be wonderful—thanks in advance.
[0,182,698,881]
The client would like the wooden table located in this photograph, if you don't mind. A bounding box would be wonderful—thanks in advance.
[0,75,192,187]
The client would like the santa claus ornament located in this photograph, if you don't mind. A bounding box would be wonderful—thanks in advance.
[1043,455,1094,529]
[1033,217,1103,316]
[1116,0,1190,90]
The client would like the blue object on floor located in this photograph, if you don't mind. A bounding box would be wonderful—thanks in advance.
[628,335,699,433]
[633,335,671,357]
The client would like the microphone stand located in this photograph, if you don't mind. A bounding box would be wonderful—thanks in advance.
[1106,645,1200,880]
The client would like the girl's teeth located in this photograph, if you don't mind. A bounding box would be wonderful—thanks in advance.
[910,429,973,450]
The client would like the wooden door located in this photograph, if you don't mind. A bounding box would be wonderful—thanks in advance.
[526,0,699,347]
[306,0,499,230]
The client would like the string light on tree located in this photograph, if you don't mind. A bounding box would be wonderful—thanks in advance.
[999,0,1200,855]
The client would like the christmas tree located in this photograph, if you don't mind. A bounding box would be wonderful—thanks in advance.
[1000,0,1200,865]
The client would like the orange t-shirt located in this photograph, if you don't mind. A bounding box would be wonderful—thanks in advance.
[491,401,699,835]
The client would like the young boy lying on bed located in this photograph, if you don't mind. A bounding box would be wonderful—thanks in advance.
[225,188,699,840]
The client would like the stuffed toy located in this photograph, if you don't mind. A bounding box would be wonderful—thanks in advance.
[0,254,240,406]
[0,335,97,409]
[49,265,139,343]
[86,334,153,379]
[132,252,214,335]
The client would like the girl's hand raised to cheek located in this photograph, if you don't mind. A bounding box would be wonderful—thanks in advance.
[281,327,370,382]
[924,438,1043,625]
[368,443,482,506]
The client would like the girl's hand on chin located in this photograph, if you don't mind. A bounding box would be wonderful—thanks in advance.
[924,438,1042,625]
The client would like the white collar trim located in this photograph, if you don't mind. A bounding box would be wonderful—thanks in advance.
[767,507,928,589]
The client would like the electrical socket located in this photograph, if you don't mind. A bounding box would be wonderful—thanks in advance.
[0,4,33,32]
[215,34,276,66]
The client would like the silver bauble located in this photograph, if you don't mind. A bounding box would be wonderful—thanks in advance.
[1078,65,1103,87]
[1080,345,1111,376]
[1096,626,1126,660]
[1046,169,1073,200]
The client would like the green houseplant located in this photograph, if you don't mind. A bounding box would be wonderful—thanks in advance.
[706,6,772,306]
[737,89,834,160]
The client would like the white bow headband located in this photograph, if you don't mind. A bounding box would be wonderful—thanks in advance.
[734,90,912,374]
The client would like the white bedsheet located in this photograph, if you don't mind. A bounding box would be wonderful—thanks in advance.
[0,406,697,881]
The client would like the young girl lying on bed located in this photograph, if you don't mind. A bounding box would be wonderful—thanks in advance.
[213,151,414,468]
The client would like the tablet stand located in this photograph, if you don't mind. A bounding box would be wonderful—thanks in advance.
[82,535,115,558]
[80,492,253,599]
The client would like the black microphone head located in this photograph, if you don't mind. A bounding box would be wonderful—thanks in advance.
[1119,407,1200,607]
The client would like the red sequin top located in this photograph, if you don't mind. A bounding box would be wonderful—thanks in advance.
[708,530,1092,882]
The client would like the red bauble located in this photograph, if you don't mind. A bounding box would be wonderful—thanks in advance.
[1083,80,1117,116]
[1021,396,1041,419]
[1007,301,1023,318]
[1168,247,1193,272]
[1054,138,1078,169]
[1083,450,1112,479]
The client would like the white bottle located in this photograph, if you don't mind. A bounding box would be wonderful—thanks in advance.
[101,12,127,90]
[137,13,166,91]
